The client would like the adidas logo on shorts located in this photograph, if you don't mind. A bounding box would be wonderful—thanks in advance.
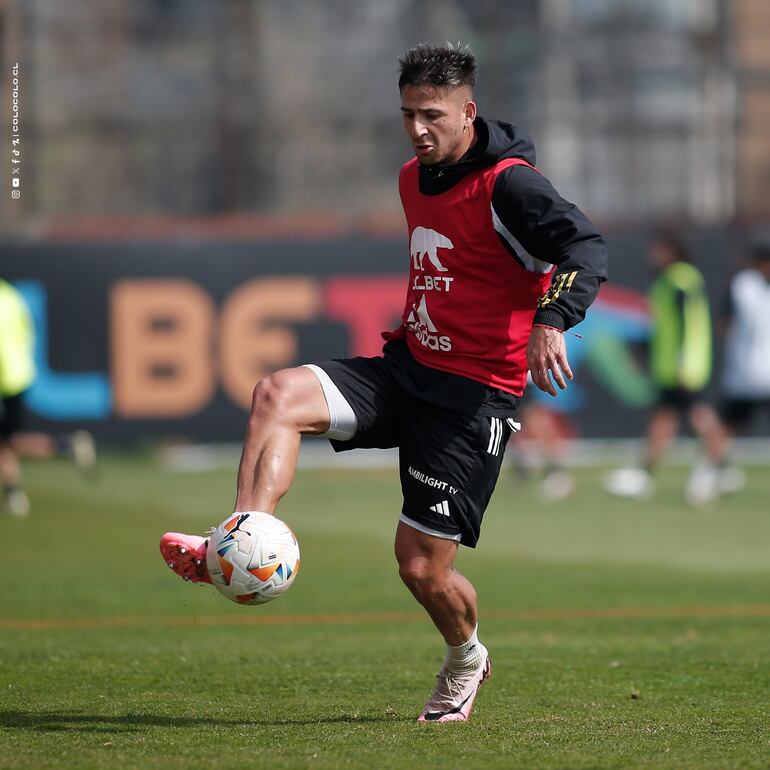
[429,500,451,517]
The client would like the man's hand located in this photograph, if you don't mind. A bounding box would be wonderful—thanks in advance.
[527,324,573,397]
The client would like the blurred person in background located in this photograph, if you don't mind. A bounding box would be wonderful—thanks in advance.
[161,43,607,722]
[707,238,770,487]
[509,381,576,502]
[603,232,724,505]
[0,279,96,517]
[0,279,36,516]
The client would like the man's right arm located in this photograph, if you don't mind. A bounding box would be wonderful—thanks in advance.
[492,164,608,332]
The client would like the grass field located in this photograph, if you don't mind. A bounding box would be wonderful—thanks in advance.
[1,452,769,770]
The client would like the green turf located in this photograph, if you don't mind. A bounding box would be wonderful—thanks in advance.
[1,454,769,769]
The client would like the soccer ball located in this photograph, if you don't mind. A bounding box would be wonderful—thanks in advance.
[206,512,300,605]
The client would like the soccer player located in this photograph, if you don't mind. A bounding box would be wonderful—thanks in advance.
[0,279,36,516]
[162,44,607,722]
[0,279,97,517]
[509,394,577,502]
[602,232,724,504]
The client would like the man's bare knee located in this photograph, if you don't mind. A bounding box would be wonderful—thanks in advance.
[398,555,429,587]
[398,554,450,599]
[395,523,458,586]
[690,402,719,433]
[249,368,330,434]
[251,373,293,419]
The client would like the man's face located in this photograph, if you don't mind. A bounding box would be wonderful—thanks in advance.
[400,84,476,166]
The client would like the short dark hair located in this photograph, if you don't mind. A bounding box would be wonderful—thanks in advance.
[398,43,476,92]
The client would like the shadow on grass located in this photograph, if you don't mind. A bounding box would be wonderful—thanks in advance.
[0,709,410,733]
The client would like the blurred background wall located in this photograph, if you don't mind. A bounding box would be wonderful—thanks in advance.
[3,0,770,227]
[1,0,769,441]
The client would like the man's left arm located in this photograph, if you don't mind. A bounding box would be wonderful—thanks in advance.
[492,165,609,395]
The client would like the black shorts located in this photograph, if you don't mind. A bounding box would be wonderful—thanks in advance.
[315,341,518,548]
[720,397,770,430]
[656,387,704,412]
[0,393,25,440]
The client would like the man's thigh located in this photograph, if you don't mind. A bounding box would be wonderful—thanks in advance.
[311,355,402,450]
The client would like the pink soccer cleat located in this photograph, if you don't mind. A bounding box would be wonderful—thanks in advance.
[418,651,492,723]
[160,532,212,584]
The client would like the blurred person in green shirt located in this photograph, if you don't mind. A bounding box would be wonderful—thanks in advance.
[0,279,37,515]
[603,232,724,505]
[0,279,96,517]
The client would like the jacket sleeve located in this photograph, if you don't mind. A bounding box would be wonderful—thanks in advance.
[491,164,608,330]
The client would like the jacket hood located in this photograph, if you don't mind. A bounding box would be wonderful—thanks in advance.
[418,116,536,195]
[477,118,536,166]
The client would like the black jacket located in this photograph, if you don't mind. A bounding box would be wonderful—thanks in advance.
[417,116,608,331]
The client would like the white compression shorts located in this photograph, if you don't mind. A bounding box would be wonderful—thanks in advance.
[302,364,358,441]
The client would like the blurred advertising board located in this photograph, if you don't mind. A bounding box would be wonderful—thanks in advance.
[1,229,733,441]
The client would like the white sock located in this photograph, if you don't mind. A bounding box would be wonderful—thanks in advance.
[444,626,486,674]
